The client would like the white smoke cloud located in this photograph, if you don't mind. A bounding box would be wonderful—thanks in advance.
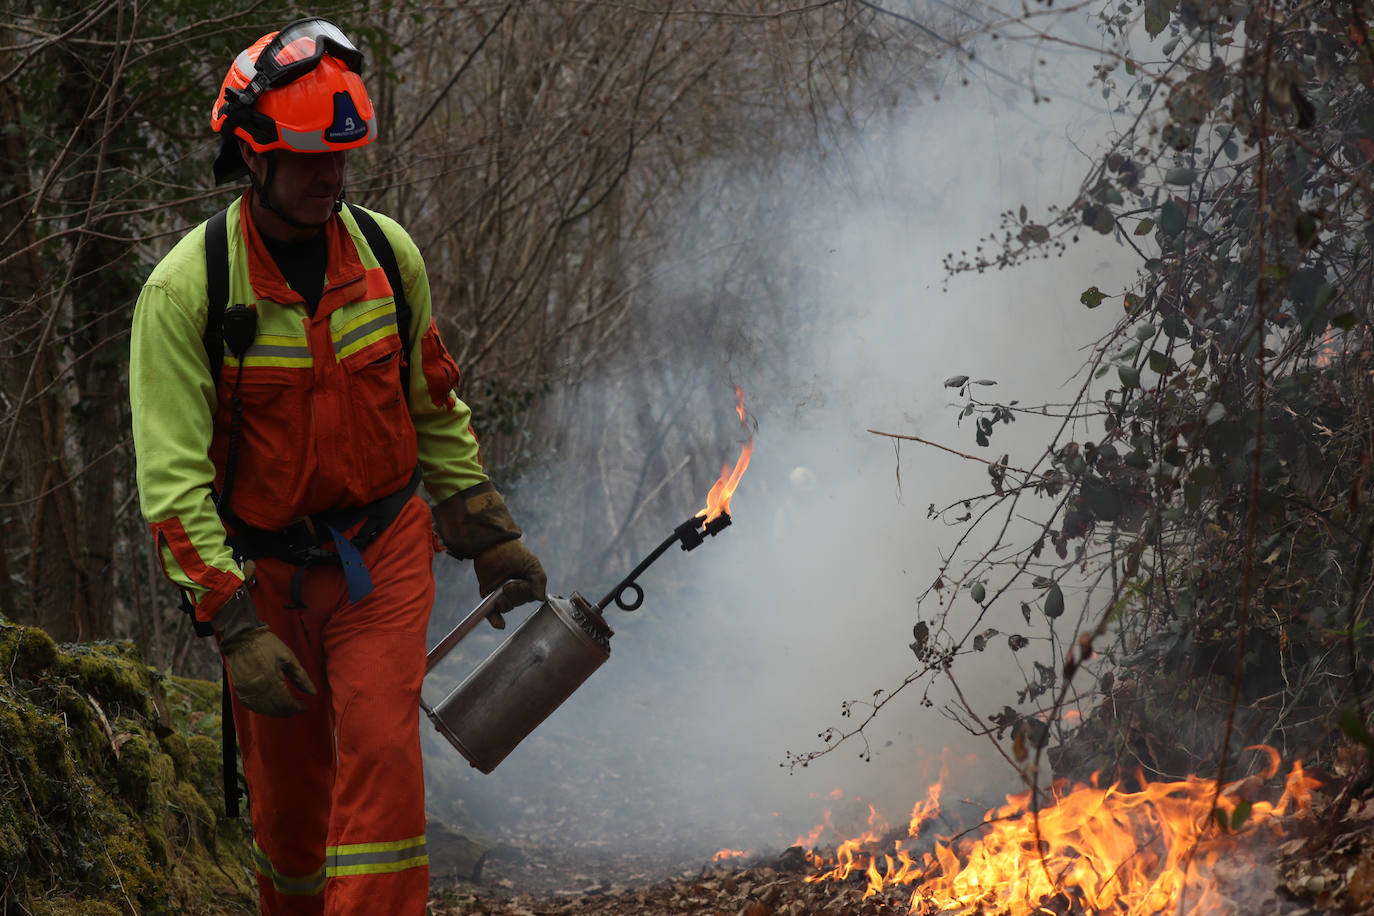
[423,14,1136,871]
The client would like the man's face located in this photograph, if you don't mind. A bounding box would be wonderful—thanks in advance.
[240,142,347,239]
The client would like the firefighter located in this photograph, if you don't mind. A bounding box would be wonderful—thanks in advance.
[129,18,546,915]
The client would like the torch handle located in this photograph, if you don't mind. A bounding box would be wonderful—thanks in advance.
[425,581,521,674]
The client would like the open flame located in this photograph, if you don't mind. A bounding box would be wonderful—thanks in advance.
[801,747,1319,915]
[697,385,755,523]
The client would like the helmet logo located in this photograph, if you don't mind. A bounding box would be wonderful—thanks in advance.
[324,91,368,143]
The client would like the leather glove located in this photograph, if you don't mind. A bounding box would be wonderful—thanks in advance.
[474,539,548,617]
[212,588,316,718]
[432,482,547,622]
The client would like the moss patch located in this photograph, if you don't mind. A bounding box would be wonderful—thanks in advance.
[0,617,256,914]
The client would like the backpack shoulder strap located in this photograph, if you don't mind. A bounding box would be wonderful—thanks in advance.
[346,202,412,396]
[203,208,230,381]
[198,208,244,821]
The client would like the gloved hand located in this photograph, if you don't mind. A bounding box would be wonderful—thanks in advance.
[212,588,316,718]
[432,481,548,622]
[474,539,548,616]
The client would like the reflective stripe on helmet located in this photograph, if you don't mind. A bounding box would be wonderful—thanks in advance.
[278,113,375,152]
[234,47,260,82]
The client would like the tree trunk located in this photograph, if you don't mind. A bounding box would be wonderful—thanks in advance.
[0,46,90,638]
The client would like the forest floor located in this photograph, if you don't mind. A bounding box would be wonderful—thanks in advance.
[425,758,1374,916]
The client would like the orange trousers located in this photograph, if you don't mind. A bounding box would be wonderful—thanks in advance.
[229,495,435,915]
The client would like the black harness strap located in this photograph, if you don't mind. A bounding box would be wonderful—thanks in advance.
[225,466,423,608]
[203,209,230,381]
[346,203,413,395]
[201,207,242,819]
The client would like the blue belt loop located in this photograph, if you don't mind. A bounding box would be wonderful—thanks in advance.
[328,526,375,603]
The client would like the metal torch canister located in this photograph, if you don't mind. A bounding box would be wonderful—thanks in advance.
[423,590,613,773]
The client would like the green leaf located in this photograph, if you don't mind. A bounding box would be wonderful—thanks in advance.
[1339,709,1374,751]
[1080,286,1108,309]
[1134,218,1155,235]
[1314,283,1338,312]
[1158,199,1186,236]
[1332,312,1359,330]
[1144,0,1172,37]
[1295,211,1318,249]
[1118,365,1142,388]
[1164,166,1197,185]
[1148,349,1173,374]
[971,582,986,603]
[1230,798,1253,831]
[1044,583,1065,619]
[1162,313,1188,338]
[1188,465,1219,486]
[945,375,970,388]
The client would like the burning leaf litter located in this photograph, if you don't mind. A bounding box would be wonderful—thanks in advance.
[431,747,1342,916]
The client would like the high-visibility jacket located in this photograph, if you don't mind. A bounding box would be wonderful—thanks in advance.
[131,192,487,622]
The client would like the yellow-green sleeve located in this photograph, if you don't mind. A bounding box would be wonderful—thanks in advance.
[129,222,244,620]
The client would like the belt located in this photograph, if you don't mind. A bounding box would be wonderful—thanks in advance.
[225,466,423,607]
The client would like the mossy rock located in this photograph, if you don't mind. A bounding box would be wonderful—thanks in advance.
[0,620,60,682]
[0,617,256,914]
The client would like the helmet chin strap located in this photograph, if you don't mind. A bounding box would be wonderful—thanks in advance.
[250,151,337,233]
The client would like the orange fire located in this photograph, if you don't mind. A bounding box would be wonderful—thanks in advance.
[791,812,833,850]
[802,747,1319,914]
[712,847,752,861]
[697,386,755,523]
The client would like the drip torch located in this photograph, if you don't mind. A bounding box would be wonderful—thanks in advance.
[424,387,754,772]
[421,509,735,773]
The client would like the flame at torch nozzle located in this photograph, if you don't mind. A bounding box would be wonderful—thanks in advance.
[697,385,755,524]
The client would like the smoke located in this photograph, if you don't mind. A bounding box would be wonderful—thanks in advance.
[423,14,1135,872]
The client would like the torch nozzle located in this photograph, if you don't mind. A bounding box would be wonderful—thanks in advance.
[679,511,731,551]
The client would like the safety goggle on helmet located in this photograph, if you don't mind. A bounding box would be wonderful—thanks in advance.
[211,18,376,183]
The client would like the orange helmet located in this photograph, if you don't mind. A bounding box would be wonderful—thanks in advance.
[211,18,375,184]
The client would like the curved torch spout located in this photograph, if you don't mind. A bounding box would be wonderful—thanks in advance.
[596,512,733,612]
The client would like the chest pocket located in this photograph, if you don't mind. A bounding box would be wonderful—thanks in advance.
[212,364,313,529]
[342,334,417,495]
